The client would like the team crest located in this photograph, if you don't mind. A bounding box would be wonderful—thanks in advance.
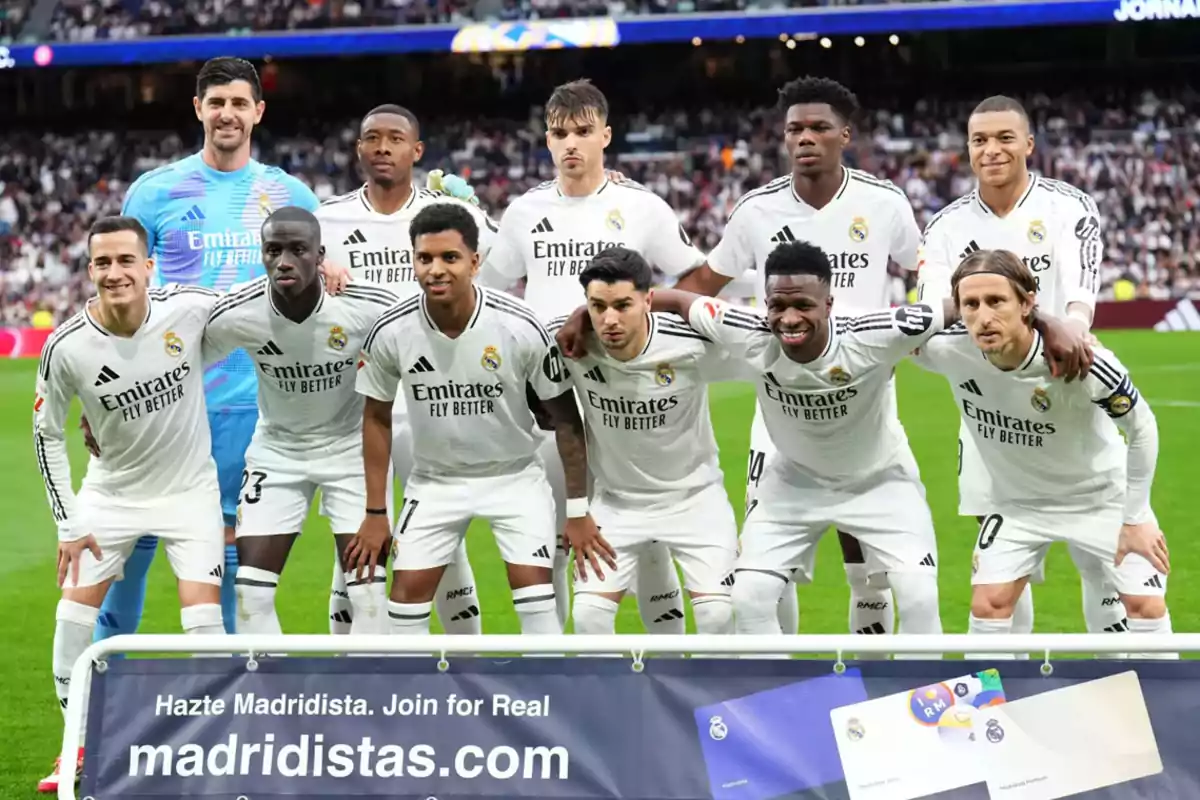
[848,217,869,243]
[164,331,184,357]
[655,363,675,386]
[1027,220,1047,244]
[846,717,866,741]
[328,326,348,351]
[985,719,1005,743]
[1030,386,1051,412]
[481,346,502,371]
[828,366,852,386]
[259,192,274,217]
[606,208,625,232]
[1108,394,1133,416]
[708,715,728,741]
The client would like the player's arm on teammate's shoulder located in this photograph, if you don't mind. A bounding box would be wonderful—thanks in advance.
[1056,196,1104,335]
[655,289,767,358]
[672,204,753,296]
[1084,348,1169,573]
[1030,306,1093,382]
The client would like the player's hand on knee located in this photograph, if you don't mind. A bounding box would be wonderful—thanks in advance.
[554,306,593,359]
[1041,315,1093,382]
[79,415,100,458]
[345,515,391,583]
[565,516,617,582]
[57,534,101,588]
[318,258,352,295]
[1117,522,1169,575]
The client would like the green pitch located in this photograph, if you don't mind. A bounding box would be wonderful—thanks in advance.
[1,330,1196,795]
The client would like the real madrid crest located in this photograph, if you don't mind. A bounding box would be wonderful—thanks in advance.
[985,718,1005,743]
[164,331,184,357]
[1109,394,1132,415]
[848,217,869,243]
[828,366,852,386]
[972,551,980,575]
[606,208,625,232]
[1027,220,1046,244]
[328,326,348,351]
[1030,386,1051,412]
[846,717,866,741]
[655,363,675,386]
[708,715,728,741]
[481,345,502,371]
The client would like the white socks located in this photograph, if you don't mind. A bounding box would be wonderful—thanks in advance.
[234,566,282,635]
[512,584,561,634]
[53,600,99,721]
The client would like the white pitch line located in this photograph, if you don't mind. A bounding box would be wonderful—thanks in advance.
[1147,399,1200,408]
[1139,363,1200,373]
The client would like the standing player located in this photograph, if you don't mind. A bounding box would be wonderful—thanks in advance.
[647,241,945,639]
[97,57,321,642]
[480,79,703,633]
[671,77,921,638]
[202,208,398,635]
[350,204,608,635]
[915,95,1123,639]
[317,104,496,636]
[34,218,226,793]
[547,247,737,636]
[915,250,1171,656]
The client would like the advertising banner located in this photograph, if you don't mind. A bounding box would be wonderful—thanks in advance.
[0,326,53,358]
[82,656,1200,799]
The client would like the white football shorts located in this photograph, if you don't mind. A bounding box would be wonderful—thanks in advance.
[68,482,224,589]
[236,434,365,537]
[577,482,738,595]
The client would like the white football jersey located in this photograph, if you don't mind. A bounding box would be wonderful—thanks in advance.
[916,327,1143,514]
[687,297,946,485]
[916,174,1103,315]
[316,185,498,298]
[356,286,573,478]
[482,179,706,320]
[545,312,733,512]
[34,285,220,540]
[202,277,398,449]
[707,168,921,313]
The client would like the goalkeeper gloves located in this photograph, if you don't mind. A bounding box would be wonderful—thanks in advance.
[426,169,479,206]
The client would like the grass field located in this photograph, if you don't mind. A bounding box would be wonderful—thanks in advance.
[1,330,1197,795]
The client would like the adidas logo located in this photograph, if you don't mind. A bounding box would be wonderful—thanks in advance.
[209,565,224,579]
[770,225,797,244]
[654,608,685,623]
[919,553,936,568]
[343,229,367,246]
[180,205,205,223]
[408,356,434,374]
[959,379,983,396]
[1144,574,1163,589]
[532,545,551,559]
[856,622,888,635]
[450,605,481,622]
[582,366,606,383]
[1104,619,1130,633]
[720,573,735,588]
[530,218,554,234]
[94,365,120,386]
[958,240,982,260]
[257,341,283,356]
[1153,299,1200,332]
[330,610,352,624]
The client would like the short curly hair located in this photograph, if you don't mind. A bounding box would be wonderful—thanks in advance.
[776,76,860,125]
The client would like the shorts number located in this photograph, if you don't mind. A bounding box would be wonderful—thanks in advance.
[744,498,759,523]
[240,470,267,505]
[397,498,421,535]
[957,438,964,477]
[977,514,1004,551]
[746,448,765,488]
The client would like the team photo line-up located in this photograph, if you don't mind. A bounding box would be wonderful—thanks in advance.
[31,55,1174,792]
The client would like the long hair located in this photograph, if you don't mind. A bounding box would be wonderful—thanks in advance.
[950,249,1038,323]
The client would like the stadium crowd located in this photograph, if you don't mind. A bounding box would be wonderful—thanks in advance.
[2,89,1199,327]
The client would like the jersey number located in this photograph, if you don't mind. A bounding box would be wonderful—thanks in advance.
[746,448,766,488]
[240,470,267,505]
[977,514,1004,551]
[397,498,421,535]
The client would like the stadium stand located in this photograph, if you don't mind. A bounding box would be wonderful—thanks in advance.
[2,90,1198,326]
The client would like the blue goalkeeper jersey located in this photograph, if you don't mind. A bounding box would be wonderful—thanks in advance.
[121,153,319,412]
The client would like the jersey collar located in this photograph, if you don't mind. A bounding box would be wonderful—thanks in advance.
[982,328,1043,373]
[973,174,1038,217]
[420,285,484,335]
[268,279,325,322]
[555,178,610,199]
[84,295,152,337]
[790,166,850,208]
[358,184,416,216]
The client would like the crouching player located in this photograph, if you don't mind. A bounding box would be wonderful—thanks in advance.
[550,247,738,636]
[33,217,227,792]
[202,207,399,635]
[914,249,1172,658]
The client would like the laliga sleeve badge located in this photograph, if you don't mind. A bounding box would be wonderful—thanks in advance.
[481,345,501,371]
[846,717,865,741]
[328,326,348,351]
[709,715,728,741]
[655,363,675,386]
[1030,386,1051,412]
[164,331,184,357]
[848,216,869,243]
